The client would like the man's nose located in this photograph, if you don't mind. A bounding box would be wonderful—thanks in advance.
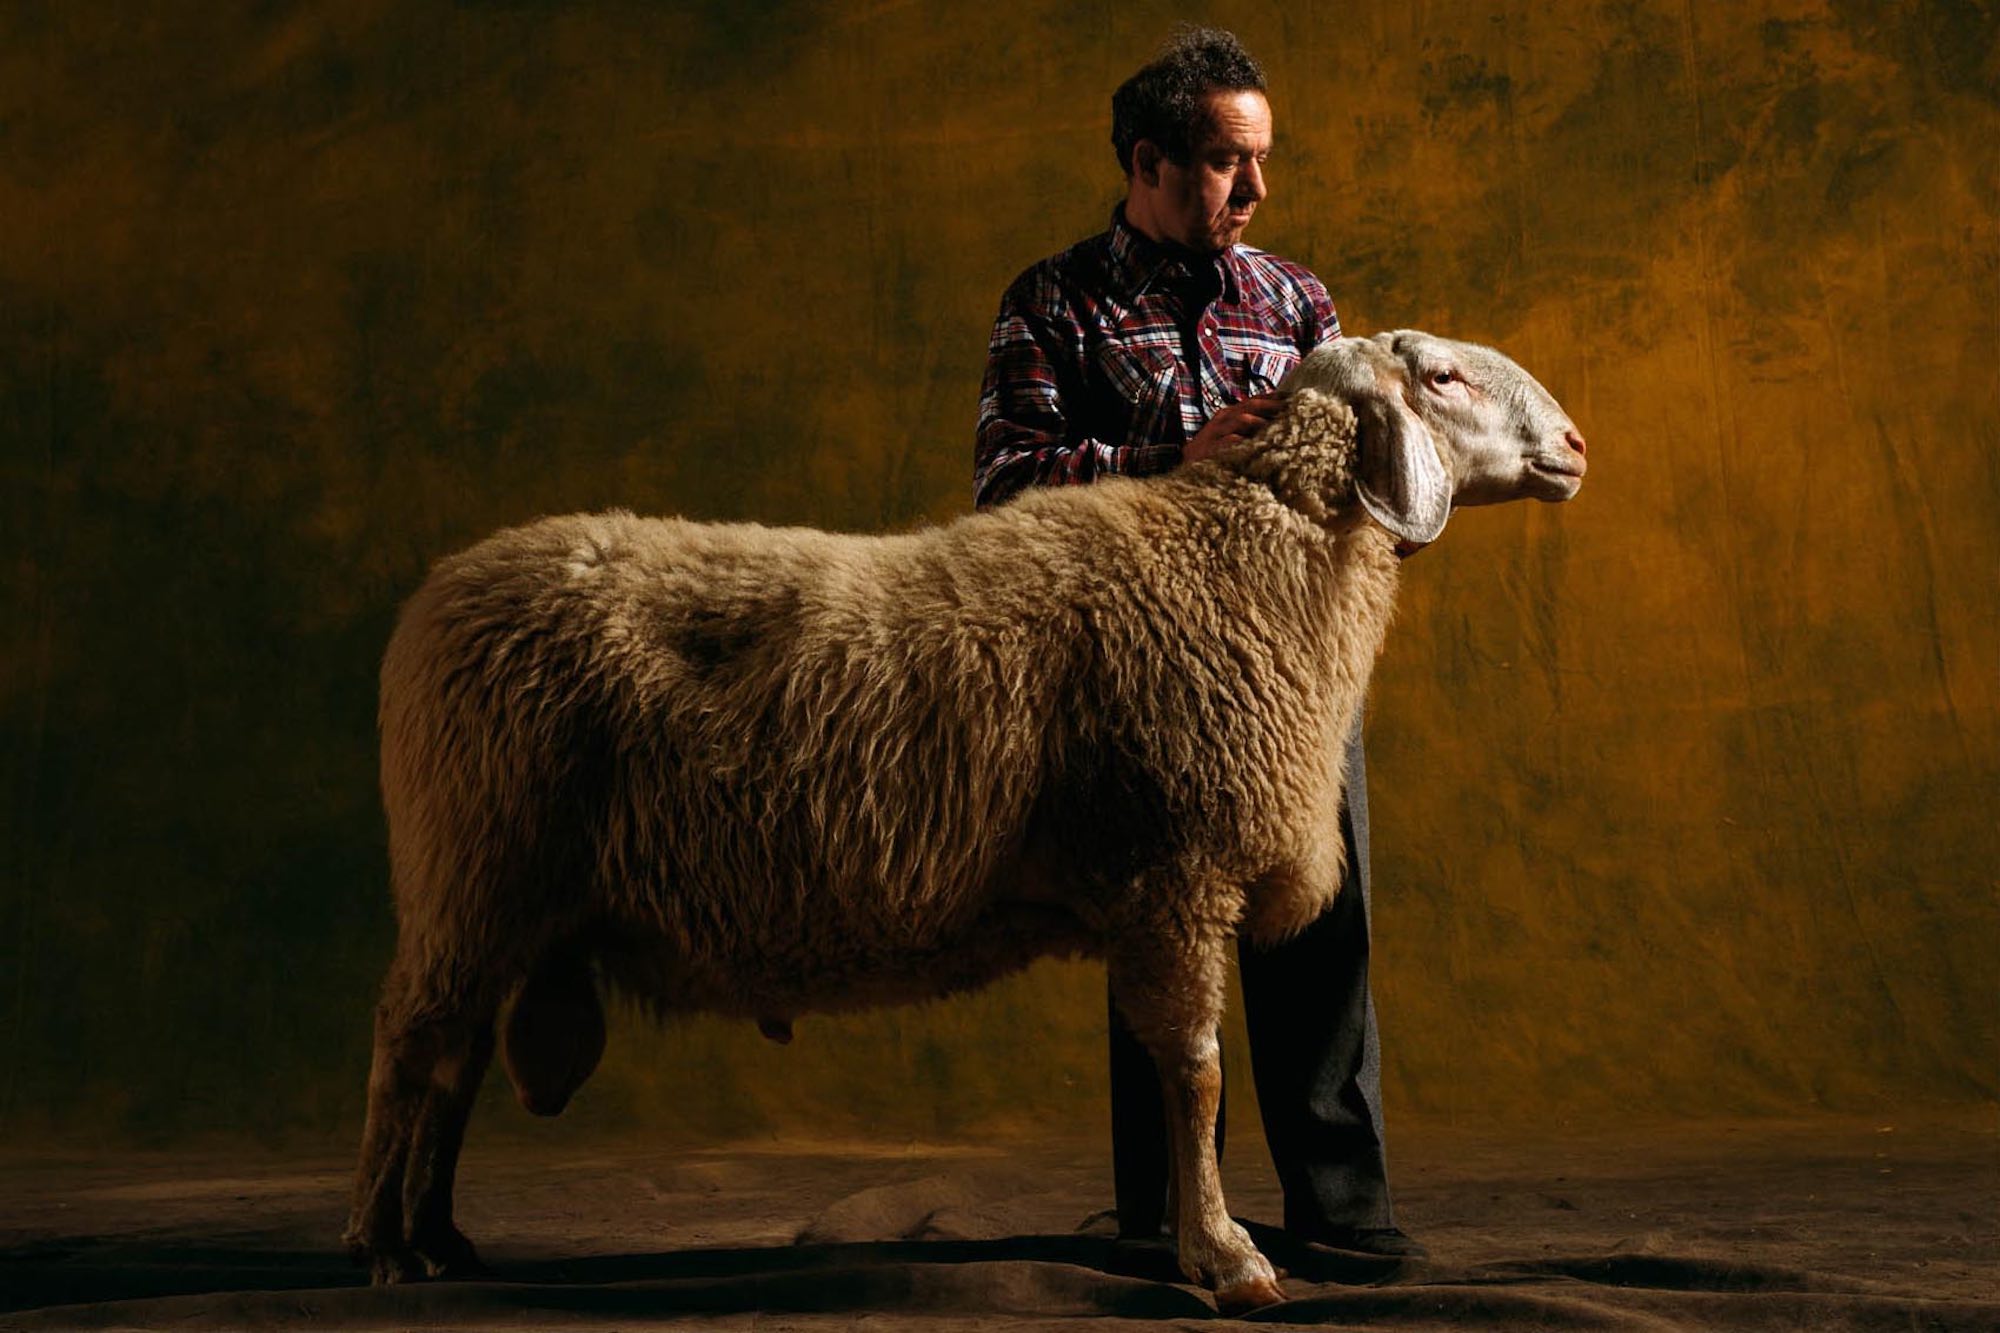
[1240,159,1266,201]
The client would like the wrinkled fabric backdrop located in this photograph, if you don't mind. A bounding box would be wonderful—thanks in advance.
[3,0,1994,1145]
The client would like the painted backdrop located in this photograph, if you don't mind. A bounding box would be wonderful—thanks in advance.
[3,0,1994,1144]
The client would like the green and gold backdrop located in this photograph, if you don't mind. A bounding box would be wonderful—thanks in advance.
[2,1,1994,1144]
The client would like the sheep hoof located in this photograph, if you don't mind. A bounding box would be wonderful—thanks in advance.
[415,1225,486,1280]
[1214,1271,1287,1314]
[347,1222,428,1286]
[1196,1238,1285,1313]
[365,1247,427,1285]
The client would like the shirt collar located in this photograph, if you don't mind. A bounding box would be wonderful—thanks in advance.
[1107,205,1243,305]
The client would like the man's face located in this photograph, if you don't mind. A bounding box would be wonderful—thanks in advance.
[1142,89,1272,253]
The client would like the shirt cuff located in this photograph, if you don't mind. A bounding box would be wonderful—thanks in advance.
[1115,442,1185,478]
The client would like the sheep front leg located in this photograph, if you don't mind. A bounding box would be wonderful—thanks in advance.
[1110,937,1284,1313]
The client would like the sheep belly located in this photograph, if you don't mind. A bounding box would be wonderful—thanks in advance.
[594,899,1096,1021]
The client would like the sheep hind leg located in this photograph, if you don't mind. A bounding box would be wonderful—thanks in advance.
[400,1013,496,1278]
[344,956,499,1284]
[1109,933,1283,1314]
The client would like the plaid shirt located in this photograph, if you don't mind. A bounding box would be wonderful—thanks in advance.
[975,207,1339,508]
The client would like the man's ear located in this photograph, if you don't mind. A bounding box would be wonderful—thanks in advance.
[1351,389,1451,546]
[1132,140,1163,187]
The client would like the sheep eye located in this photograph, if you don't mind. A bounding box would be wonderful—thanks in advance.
[1429,369,1457,387]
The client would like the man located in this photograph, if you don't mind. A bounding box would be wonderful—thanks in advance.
[974,26,1423,1259]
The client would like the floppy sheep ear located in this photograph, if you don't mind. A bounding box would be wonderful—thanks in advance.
[1352,394,1452,546]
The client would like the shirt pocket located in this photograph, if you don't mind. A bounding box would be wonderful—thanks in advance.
[1094,340,1181,443]
[1243,347,1301,395]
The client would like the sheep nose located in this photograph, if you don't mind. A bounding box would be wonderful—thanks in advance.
[1564,428,1587,457]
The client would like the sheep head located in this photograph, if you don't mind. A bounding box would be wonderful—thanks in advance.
[1276,330,1588,546]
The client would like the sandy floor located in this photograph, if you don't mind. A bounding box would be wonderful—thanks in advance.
[2,1113,1995,1330]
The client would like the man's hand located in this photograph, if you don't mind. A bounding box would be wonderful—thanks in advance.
[1184,393,1286,463]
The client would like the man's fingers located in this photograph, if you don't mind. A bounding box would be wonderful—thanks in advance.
[1229,396,1285,425]
[1187,395,1290,462]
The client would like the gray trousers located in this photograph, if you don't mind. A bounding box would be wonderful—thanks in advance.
[1107,718,1393,1237]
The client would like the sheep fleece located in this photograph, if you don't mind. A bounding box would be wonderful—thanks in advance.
[378,389,1397,1028]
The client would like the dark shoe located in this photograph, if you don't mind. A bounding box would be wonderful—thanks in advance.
[1302,1225,1429,1259]
[1102,1208,1170,1243]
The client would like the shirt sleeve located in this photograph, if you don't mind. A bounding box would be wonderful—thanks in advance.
[972,276,1178,509]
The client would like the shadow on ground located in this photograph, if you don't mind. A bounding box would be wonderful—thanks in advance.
[3,1117,1994,1329]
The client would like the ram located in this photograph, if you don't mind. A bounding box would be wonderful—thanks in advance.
[345,330,1587,1311]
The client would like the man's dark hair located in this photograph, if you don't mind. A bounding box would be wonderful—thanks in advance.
[1110,25,1267,176]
